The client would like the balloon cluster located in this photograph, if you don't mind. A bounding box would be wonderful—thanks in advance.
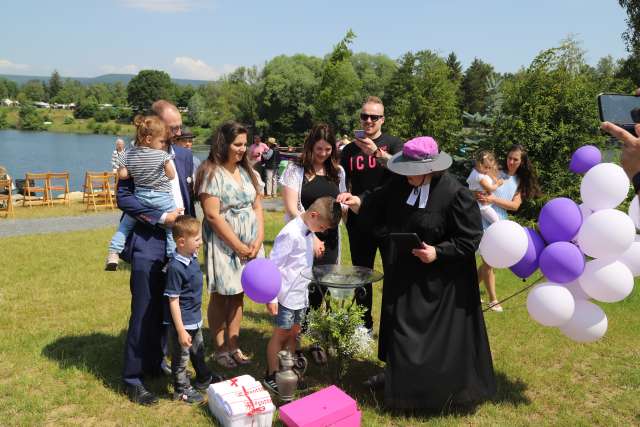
[479,145,637,343]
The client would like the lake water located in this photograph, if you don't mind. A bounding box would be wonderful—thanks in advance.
[0,130,210,191]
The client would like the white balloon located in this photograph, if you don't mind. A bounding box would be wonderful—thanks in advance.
[479,220,528,268]
[564,279,590,300]
[559,300,608,343]
[628,195,640,230]
[526,283,575,327]
[617,238,640,277]
[578,203,593,221]
[580,163,629,211]
[579,258,634,303]
[575,209,635,259]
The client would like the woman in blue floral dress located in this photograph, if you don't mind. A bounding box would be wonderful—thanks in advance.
[196,121,264,368]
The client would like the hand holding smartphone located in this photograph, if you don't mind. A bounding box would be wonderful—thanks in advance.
[598,93,640,137]
[354,129,365,140]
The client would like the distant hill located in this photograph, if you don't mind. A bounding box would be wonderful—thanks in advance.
[0,73,212,87]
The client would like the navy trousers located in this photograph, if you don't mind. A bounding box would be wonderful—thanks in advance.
[122,256,167,386]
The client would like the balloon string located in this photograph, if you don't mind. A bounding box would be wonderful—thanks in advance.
[482,273,545,312]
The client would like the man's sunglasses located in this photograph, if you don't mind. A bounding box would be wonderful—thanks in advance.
[360,113,383,122]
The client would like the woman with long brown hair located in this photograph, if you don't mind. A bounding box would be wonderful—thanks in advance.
[196,121,264,368]
[476,143,540,311]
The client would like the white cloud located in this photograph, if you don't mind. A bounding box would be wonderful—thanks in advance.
[171,56,236,80]
[100,64,141,74]
[120,0,197,12]
[0,59,29,72]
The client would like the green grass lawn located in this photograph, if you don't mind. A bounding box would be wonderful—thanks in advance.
[0,211,638,426]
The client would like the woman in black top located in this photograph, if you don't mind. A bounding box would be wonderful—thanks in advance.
[279,123,346,361]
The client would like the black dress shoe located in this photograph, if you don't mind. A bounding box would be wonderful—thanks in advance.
[125,384,159,406]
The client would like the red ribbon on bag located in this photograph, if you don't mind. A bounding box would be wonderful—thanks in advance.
[229,378,239,387]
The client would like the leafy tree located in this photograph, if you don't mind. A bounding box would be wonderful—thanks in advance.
[127,70,174,111]
[21,80,47,102]
[350,52,397,99]
[257,54,321,144]
[383,50,462,152]
[0,78,18,99]
[109,82,128,107]
[176,85,195,108]
[86,84,111,104]
[619,0,640,54]
[187,92,208,127]
[52,79,85,104]
[485,39,605,219]
[461,58,495,114]
[446,52,464,84]
[0,110,8,129]
[315,30,362,134]
[48,70,63,100]
[94,108,111,123]
[18,105,45,130]
[74,96,98,119]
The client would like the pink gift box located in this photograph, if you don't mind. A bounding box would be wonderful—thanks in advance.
[279,385,359,427]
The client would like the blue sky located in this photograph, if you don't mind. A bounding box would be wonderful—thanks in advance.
[0,0,630,79]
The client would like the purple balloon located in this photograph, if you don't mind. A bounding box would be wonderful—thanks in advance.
[569,145,601,174]
[539,242,585,284]
[241,258,282,303]
[510,227,546,279]
[538,198,583,244]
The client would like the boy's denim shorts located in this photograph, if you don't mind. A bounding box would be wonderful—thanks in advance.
[275,303,305,330]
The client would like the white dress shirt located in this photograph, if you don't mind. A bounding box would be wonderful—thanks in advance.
[269,216,314,310]
[406,181,430,208]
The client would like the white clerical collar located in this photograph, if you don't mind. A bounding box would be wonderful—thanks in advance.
[406,182,430,208]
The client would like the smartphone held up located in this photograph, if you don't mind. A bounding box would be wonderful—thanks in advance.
[598,92,640,137]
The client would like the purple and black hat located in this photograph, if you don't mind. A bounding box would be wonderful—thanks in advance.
[387,136,452,176]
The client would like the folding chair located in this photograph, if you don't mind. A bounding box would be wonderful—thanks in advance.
[47,172,71,206]
[22,172,51,207]
[84,171,116,211]
[0,178,14,218]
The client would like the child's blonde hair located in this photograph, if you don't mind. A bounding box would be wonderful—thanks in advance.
[173,215,201,240]
[133,114,169,146]
[475,150,499,175]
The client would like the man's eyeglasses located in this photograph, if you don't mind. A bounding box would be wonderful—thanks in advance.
[169,125,183,134]
[360,113,383,122]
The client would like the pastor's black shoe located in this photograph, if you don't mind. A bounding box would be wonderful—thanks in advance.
[125,384,159,406]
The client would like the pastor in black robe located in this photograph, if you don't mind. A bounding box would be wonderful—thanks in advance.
[359,172,497,410]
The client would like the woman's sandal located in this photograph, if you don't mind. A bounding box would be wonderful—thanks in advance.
[309,343,328,366]
[230,348,252,365]
[214,351,237,369]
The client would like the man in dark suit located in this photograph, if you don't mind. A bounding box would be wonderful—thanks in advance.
[118,100,195,405]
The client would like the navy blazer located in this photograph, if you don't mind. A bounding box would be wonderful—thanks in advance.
[116,145,195,263]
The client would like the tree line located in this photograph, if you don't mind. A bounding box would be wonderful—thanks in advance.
[2,23,640,220]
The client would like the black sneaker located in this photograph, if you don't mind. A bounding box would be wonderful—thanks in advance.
[174,386,204,404]
[193,375,212,392]
[262,374,279,396]
[125,384,159,406]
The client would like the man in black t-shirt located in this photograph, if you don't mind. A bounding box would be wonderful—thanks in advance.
[340,96,403,332]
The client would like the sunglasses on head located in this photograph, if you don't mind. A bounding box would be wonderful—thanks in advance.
[360,113,383,122]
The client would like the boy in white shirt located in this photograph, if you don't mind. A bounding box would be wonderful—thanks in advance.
[263,197,341,394]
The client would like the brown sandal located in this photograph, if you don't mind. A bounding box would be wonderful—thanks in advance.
[230,348,252,365]
[214,351,237,369]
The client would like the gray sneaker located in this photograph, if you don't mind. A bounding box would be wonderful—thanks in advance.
[105,252,120,271]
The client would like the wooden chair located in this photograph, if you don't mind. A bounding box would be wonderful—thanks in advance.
[22,172,51,207]
[0,178,14,218]
[84,171,117,211]
[47,172,71,206]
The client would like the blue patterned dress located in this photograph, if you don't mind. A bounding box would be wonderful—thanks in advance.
[201,166,263,295]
